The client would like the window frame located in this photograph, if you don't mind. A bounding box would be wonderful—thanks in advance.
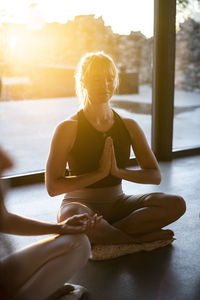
[152,0,200,160]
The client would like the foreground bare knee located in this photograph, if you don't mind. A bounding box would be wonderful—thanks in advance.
[55,234,91,263]
[65,234,91,266]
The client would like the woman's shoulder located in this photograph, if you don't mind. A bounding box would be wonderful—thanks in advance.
[55,113,79,134]
[50,113,79,151]
[117,115,143,139]
[117,114,140,130]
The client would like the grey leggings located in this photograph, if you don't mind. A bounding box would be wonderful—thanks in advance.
[60,184,151,223]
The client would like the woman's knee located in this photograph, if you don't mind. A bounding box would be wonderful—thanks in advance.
[171,195,186,217]
[61,234,91,265]
[57,203,92,222]
[162,194,186,217]
[75,234,91,264]
[145,192,186,217]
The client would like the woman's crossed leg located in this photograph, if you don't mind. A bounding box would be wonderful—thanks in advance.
[58,193,186,244]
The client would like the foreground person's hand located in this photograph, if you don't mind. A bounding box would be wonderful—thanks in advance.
[84,213,103,237]
[59,213,102,234]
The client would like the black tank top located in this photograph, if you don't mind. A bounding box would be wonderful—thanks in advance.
[68,109,131,188]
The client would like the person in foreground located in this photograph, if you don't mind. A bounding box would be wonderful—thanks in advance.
[46,52,186,247]
[0,148,101,300]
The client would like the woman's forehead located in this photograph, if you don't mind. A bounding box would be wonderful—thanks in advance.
[89,66,116,77]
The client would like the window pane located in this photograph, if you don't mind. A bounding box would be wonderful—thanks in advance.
[0,0,154,176]
[173,0,200,150]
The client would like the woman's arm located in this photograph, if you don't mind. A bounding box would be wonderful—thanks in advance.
[45,120,112,196]
[111,118,161,185]
[0,196,101,236]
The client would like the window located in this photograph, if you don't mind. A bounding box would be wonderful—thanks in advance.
[173,0,200,150]
[0,0,154,176]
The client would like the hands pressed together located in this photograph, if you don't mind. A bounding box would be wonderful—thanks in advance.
[99,136,119,178]
[58,137,118,235]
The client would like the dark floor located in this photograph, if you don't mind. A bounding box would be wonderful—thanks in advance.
[4,155,200,300]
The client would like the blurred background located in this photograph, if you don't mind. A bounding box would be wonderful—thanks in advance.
[0,0,200,176]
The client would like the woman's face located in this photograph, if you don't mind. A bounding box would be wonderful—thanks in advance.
[84,70,116,104]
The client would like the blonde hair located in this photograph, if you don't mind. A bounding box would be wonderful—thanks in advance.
[75,52,119,107]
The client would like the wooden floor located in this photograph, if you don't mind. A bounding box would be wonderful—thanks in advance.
[4,155,200,300]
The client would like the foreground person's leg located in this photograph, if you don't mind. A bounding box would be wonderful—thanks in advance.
[3,234,90,300]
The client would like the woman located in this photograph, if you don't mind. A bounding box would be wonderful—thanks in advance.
[0,148,101,300]
[46,52,186,245]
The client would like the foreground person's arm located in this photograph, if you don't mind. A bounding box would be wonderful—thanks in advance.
[46,120,112,196]
[0,195,100,235]
[111,118,161,185]
[0,147,101,236]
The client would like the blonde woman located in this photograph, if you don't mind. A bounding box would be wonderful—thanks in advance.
[46,52,186,245]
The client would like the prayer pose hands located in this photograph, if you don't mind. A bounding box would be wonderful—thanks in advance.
[98,137,120,178]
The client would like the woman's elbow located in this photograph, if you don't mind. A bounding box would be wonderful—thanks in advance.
[46,180,59,197]
[47,188,57,197]
[155,170,161,185]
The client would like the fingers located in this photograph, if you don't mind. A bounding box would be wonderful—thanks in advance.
[103,137,112,156]
[99,137,112,177]
[80,213,103,234]
[105,137,113,151]
[105,137,115,159]
[60,213,103,234]
[65,213,89,225]
[70,213,89,221]
[63,213,102,233]
[91,213,102,227]
[87,213,103,231]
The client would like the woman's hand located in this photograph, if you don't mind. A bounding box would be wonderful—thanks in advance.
[58,213,102,234]
[98,136,112,178]
[98,137,120,178]
[110,139,120,177]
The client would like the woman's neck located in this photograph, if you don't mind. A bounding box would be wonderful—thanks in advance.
[83,102,114,131]
[83,102,113,122]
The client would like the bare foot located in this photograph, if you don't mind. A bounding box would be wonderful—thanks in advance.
[133,229,174,243]
[46,284,75,300]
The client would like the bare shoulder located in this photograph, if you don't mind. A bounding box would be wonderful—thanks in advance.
[121,117,142,137]
[122,117,139,128]
[55,113,78,136]
[50,113,79,153]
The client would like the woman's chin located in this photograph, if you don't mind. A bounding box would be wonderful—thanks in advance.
[89,94,111,104]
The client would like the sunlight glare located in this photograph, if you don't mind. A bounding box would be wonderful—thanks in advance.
[0,0,154,37]
[9,36,17,49]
